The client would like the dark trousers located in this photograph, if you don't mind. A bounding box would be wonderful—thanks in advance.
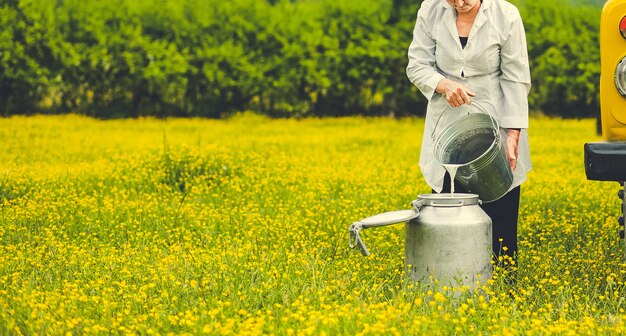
[434,173,520,262]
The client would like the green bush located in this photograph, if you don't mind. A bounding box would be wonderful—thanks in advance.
[0,0,603,118]
[518,0,601,117]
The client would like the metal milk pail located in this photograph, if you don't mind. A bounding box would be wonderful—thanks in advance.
[433,103,513,203]
[349,193,492,289]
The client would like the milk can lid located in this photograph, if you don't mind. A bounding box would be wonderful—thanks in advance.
[417,193,480,206]
[358,209,420,227]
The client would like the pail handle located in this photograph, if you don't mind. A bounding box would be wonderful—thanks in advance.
[349,200,424,257]
[431,102,499,142]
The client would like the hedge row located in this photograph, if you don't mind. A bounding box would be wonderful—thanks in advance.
[0,0,602,118]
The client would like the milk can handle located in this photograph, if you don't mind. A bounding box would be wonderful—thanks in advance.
[349,200,424,257]
[431,102,498,142]
[349,222,371,256]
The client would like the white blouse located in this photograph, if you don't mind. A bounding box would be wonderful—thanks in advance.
[406,0,532,193]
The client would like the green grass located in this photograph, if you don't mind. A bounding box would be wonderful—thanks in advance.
[0,114,624,335]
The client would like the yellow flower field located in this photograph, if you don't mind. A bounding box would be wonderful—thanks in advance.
[0,113,624,335]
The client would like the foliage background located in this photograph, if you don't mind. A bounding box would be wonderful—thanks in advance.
[0,0,603,118]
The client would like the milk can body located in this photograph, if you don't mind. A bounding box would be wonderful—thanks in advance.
[405,194,492,288]
[349,193,493,290]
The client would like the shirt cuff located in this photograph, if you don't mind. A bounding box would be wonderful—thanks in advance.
[417,73,446,101]
[501,116,528,129]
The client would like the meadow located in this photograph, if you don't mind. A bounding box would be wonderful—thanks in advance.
[0,114,625,335]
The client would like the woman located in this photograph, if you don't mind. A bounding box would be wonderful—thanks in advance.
[406,0,531,264]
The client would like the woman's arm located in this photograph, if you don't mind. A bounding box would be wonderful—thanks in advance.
[406,3,446,101]
[499,9,531,130]
[406,4,476,107]
[500,9,531,171]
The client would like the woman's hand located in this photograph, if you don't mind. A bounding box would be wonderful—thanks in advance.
[506,129,520,171]
[436,78,476,107]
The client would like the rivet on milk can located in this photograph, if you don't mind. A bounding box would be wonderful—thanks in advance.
[433,102,513,203]
[349,193,493,290]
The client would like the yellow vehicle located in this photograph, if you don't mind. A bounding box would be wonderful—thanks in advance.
[584,0,626,259]
[600,0,626,140]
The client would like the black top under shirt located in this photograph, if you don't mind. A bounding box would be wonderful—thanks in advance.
[459,36,468,48]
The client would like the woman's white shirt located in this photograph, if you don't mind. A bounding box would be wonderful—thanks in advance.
[406,0,532,193]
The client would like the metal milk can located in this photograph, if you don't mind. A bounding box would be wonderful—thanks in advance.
[349,193,493,289]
